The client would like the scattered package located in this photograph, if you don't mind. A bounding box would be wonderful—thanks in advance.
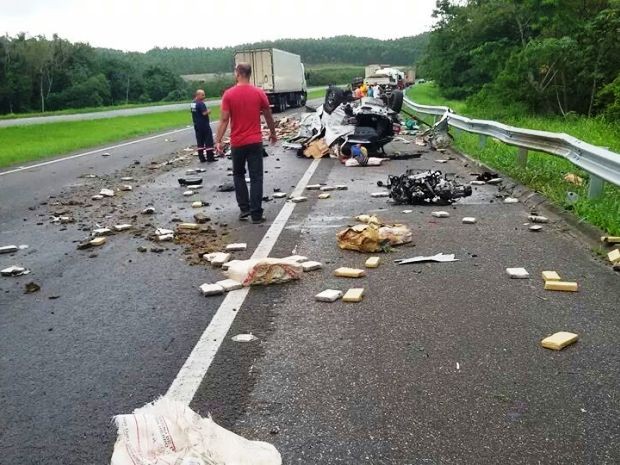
[110,397,281,465]
[343,288,365,302]
[226,258,303,286]
[232,334,258,342]
[544,281,578,292]
[337,218,412,253]
[541,332,578,351]
[303,139,330,159]
[380,170,472,205]
[365,257,381,268]
[334,267,366,278]
[315,289,343,302]
[506,267,529,279]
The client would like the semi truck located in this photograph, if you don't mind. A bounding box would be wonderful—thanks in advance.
[234,48,307,112]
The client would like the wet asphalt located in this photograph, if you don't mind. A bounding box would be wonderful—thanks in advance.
[0,110,619,464]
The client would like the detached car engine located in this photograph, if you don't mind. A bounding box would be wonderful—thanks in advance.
[380,170,472,204]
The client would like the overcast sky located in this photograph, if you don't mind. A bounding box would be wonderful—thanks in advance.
[1,0,437,51]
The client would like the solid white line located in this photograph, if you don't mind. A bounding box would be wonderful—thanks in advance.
[166,157,322,404]
[0,126,193,177]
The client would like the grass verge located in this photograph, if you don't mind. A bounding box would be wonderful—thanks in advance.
[0,108,220,168]
[307,88,327,100]
[406,83,620,235]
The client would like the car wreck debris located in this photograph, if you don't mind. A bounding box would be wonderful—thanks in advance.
[394,253,458,265]
[381,170,472,205]
[226,258,303,286]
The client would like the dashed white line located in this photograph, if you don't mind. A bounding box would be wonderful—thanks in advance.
[166,157,322,404]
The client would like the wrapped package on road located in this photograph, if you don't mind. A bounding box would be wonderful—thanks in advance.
[337,223,412,253]
[226,258,303,286]
[111,397,281,465]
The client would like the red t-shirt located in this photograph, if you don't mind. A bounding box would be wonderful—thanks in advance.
[221,84,270,147]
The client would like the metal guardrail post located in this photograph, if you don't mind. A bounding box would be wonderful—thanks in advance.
[478,135,487,149]
[588,175,604,199]
[517,148,528,168]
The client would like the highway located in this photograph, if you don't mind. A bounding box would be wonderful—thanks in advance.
[0,105,618,464]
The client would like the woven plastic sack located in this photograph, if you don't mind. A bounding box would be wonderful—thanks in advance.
[226,258,303,286]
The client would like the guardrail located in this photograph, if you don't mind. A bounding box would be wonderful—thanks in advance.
[403,96,620,198]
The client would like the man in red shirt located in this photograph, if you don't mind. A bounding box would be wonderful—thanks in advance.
[215,63,277,224]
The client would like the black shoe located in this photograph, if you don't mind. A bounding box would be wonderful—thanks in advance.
[198,157,207,163]
[239,211,250,221]
[206,157,218,163]
[251,216,266,224]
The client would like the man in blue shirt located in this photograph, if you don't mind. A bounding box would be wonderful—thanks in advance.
[190,89,216,163]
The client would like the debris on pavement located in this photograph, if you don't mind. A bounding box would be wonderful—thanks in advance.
[177,223,199,231]
[343,288,365,302]
[462,217,477,224]
[226,243,247,252]
[542,271,562,282]
[355,214,380,225]
[99,188,115,197]
[334,267,366,278]
[365,256,381,268]
[529,225,543,232]
[528,215,549,223]
[284,255,308,263]
[204,252,231,267]
[371,192,389,198]
[471,180,486,185]
[336,185,348,190]
[89,237,107,247]
[337,222,412,253]
[217,183,235,192]
[92,228,112,237]
[394,253,458,265]
[142,207,155,215]
[120,177,133,181]
[24,281,40,294]
[608,249,620,264]
[120,185,132,191]
[114,224,132,232]
[504,197,519,204]
[110,397,281,465]
[476,171,499,182]
[432,211,450,218]
[291,196,307,203]
[183,190,195,196]
[0,245,18,254]
[155,228,174,236]
[216,279,243,292]
[506,267,530,279]
[315,289,343,302]
[273,193,287,199]
[601,236,620,245]
[1,265,31,276]
[91,194,104,200]
[232,334,259,342]
[382,170,472,205]
[318,193,331,199]
[541,331,578,351]
[486,178,503,185]
[226,258,303,286]
[300,261,322,272]
[102,152,110,157]
[192,201,205,208]
[564,173,584,186]
[544,281,578,292]
[306,184,321,190]
[178,177,203,186]
[193,213,210,224]
[199,283,225,296]
[303,139,330,159]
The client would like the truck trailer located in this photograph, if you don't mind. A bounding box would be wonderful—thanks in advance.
[234,48,307,112]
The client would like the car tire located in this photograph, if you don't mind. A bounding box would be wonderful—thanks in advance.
[389,90,404,113]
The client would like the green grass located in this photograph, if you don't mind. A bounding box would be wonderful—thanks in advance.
[407,83,620,235]
[0,98,227,121]
[307,88,327,100]
[0,108,220,168]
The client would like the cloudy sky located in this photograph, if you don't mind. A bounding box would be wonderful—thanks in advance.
[1,0,437,51]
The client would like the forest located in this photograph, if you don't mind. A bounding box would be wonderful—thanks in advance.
[0,34,429,114]
[421,0,620,120]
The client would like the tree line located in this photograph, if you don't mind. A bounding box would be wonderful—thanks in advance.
[421,0,620,119]
[0,34,429,115]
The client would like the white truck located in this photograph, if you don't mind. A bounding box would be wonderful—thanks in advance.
[234,48,307,112]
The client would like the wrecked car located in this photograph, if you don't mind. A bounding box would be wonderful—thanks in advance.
[295,85,405,156]
[379,169,472,205]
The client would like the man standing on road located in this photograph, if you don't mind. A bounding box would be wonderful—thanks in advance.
[215,63,277,224]
[190,89,216,163]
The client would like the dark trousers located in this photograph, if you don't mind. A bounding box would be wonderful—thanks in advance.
[232,143,264,219]
[194,124,214,161]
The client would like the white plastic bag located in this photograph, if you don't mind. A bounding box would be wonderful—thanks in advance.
[111,397,281,465]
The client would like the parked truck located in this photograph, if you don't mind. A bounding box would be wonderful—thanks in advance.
[234,48,307,112]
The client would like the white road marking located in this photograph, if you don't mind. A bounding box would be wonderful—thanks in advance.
[0,126,193,177]
[167,157,322,404]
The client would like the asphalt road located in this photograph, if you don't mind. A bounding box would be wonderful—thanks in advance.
[0,111,618,464]
[0,87,325,128]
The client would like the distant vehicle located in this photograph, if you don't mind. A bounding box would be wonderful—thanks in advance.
[363,66,406,111]
[234,48,307,112]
